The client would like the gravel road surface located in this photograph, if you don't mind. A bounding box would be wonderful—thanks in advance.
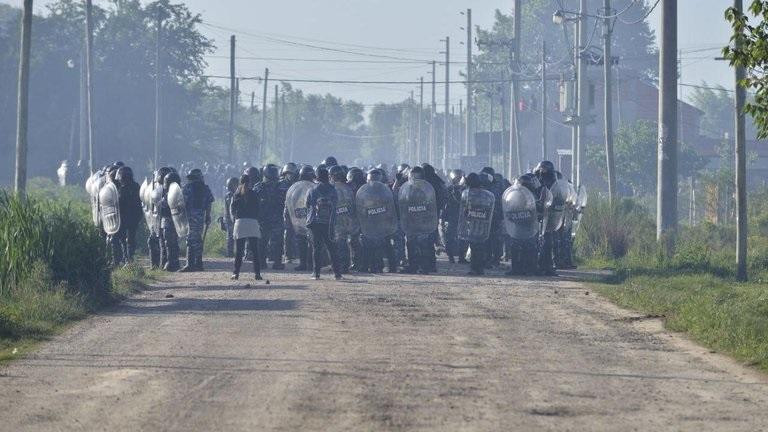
[2,259,766,431]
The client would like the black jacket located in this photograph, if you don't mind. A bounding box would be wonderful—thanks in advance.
[118,181,143,229]
[230,189,260,221]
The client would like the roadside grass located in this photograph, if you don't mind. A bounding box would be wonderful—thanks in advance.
[0,264,156,363]
[595,274,768,372]
[204,200,229,257]
[577,194,768,372]
[1,181,158,363]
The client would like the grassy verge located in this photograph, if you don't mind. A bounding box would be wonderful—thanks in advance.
[594,274,768,372]
[0,264,156,363]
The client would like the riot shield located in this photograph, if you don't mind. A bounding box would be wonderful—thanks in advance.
[285,180,315,236]
[140,179,151,228]
[502,185,539,241]
[168,182,190,238]
[572,185,588,238]
[355,181,397,240]
[86,173,104,227]
[398,179,438,236]
[562,182,578,231]
[546,180,570,233]
[457,188,495,243]
[99,182,121,235]
[333,182,360,238]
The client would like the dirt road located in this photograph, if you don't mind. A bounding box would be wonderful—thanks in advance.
[2,259,766,431]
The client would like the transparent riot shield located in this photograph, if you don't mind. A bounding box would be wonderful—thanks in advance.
[457,188,495,243]
[398,179,438,236]
[571,185,588,238]
[333,182,360,238]
[285,180,315,237]
[168,182,190,238]
[502,184,539,241]
[99,182,121,235]
[546,180,570,233]
[355,181,397,240]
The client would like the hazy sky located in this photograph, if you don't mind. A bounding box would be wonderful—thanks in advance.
[3,0,736,107]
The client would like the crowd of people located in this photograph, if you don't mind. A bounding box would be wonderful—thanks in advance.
[84,156,586,281]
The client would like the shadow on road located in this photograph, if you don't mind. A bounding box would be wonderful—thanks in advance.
[115,298,299,315]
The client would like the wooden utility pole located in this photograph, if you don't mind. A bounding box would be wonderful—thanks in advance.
[418,77,424,163]
[14,0,33,195]
[465,8,473,156]
[260,68,269,163]
[443,37,450,172]
[657,0,678,249]
[228,35,236,164]
[541,40,548,160]
[281,91,287,161]
[603,0,616,202]
[154,7,163,170]
[430,60,436,165]
[85,0,94,173]
[734,0,748,281]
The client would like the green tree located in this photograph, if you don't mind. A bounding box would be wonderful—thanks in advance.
[587,120,706,196]
[688,82,758,139]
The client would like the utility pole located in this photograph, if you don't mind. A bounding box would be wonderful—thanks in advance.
[154,7,163,170]
[734,0,747,281]
[79,49,87,163]
[249,91,256,161]
[603,0,616,203]
[228,35,236,164]
[489,90,495,168]
[430,60,436,165]
[465,8,473,156]
[85,0,94,173]
[458,99,464,165]
[510,0,522,177]
[274,84,279,159]
[575,0,588,188]
[14,0,32,195]
[657,0,678,250]
[541,40,548,160]
[443,37,450,172]
[418,77,424,163]
[408,90,414,162]
[281,92,287,161]
[260,68,269,163]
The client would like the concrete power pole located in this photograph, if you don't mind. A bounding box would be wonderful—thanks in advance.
[465,8,473,156]
[249,91,256,161]
[510,0,522,177]
[575,0,588,188]
[418,77,424,163]
[260,68,269,163]
[734,0,748,281]
[430,60,436,165]
[274,85,279,159]
[541,41,547,160]
[657,0,678,249]
[14,0,33,195]
[489,90,495,168]
[603,0,616,203]
[154,8,163,170]
[443,37,450,172]
[228,35,236,164]
[85,0,94,173]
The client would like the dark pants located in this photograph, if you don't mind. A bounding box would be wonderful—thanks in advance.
[309,224,341,277]
[506,237,539,275]
[285,224,297,261]
[161,218,180,271]
[444,221,467,262]
[225,221,234,258]
[336,237,351,271]
[361,235,396,273]
[259,223,285,266]
[469,242,486,274]
[538,231,556,275]
[405,234,432,272]
[148,232,161,268]
[234,237,261,277]
[349,233,362,269]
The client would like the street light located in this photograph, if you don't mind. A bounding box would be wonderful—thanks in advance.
[552,10,566,25]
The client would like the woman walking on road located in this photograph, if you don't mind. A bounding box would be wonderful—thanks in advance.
[231,174,262,281]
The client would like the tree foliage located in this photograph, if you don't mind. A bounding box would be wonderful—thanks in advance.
[725,0,768,138]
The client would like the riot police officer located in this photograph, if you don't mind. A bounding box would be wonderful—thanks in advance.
[254,164,287,270]
[222,176,239,258]
[180,168,214,272]
[149,167,172,269]
[306,166,343,280]
[114,166,143,265]
[280,163,299,263]
[534,161,558,276]
[443,169,467,264]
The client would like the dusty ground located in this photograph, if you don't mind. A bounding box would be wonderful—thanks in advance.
[1,258,767,431]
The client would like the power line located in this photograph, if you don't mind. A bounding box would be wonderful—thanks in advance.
[617,0,661,25]
[204,55,505,66]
